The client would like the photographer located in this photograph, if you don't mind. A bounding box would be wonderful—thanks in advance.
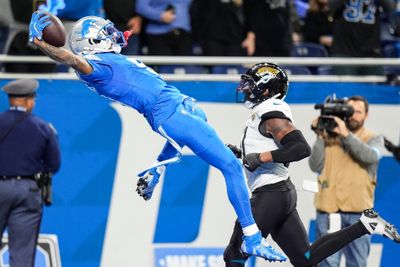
[309,95,385,267]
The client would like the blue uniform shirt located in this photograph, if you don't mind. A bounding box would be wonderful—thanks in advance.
[77,53,185,130]
[0,108,61,176]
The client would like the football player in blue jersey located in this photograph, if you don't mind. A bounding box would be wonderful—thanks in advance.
[28,11,287,262]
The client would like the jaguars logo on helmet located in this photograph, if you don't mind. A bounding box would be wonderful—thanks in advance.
[236,62,289,108]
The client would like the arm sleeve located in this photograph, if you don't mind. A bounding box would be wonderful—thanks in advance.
[308,137,325,173]
[136,0,165,22]
[342,134,384,165]
[270,130,311,164]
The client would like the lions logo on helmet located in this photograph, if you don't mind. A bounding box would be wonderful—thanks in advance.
[69,16,127,55]
[236,62,289,108]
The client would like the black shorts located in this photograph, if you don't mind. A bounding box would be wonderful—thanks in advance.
[224,178,311,267]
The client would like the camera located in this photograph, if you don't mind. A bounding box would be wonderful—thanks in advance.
[314,95,354,133]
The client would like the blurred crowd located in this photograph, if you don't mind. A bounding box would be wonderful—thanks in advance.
[0,0,399,76]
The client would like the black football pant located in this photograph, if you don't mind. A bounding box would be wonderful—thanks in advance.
[223,179,368,267]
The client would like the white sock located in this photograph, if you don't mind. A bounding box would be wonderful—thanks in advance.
[242,224,259,236]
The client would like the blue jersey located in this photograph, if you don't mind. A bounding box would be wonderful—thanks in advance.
[77,53,184,130]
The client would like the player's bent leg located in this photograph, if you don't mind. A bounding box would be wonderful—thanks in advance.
[342,233,369,267]
[197,145,257,227]
[161,103,256,226]
[160,103,286,261]
[314,212,342,267]
[224,221,248,267]
[224,243,248,267]
[270,209,311,266]
[360,209,400,242]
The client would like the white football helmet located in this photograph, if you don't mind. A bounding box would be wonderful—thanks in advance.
[69,16,126,55]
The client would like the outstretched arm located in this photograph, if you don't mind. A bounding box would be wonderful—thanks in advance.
[33,39,93,74]
[29,11,92,74]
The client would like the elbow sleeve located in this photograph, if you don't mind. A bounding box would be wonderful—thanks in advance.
[271,130,311,163]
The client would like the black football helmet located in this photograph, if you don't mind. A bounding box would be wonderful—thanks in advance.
[236,62,289,106]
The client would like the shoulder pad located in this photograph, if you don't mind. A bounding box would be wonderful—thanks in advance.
[253,99,291,118]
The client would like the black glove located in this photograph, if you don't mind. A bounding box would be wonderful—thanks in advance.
[243,153,262,172]
[227,144,242,158]
[384,137,400,162]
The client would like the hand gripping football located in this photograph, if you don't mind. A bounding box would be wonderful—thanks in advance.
[42,13,66,47]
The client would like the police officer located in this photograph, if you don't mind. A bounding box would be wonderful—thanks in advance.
[0,79,60,267]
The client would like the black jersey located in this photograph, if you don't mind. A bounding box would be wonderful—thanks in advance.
[243,0,294,53]
[331,0,395,57]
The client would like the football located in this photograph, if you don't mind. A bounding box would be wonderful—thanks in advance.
[42,13,66,47]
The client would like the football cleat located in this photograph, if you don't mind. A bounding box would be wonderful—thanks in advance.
[136,166,165,201]
[240,231,287,262]
[360,209,400,243]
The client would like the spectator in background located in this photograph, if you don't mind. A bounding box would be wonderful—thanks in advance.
[191,0,245,57]
[104,0,142,55]
[136,0,192,56]
[303,0,333,52]
[329,0,397,75]
[0,79,61,267]
[1,0,60,73]
[309,96,387,267]
[242,0,301,57]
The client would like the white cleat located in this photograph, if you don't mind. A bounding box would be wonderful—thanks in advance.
[360,209,400,243]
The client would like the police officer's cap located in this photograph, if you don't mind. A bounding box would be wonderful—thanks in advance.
[2,79,39,97]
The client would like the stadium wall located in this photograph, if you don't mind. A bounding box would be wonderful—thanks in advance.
[0,79,398,267]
